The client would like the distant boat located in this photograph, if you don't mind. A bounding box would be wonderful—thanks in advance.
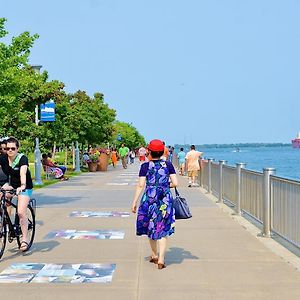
[292,132,300,148]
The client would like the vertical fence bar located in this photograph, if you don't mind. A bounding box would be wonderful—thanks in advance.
[218,160,226,203]
[262,167,276,237]
[199,157,202,187]
[207,158,213,193]
[235,163,246,215]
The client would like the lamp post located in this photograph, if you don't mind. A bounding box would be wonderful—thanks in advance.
[31,64,43,185]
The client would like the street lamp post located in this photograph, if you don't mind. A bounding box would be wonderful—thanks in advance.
[31,64,43,185]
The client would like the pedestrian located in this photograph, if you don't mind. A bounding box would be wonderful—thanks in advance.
[129,148,135,164]
[138,145,147,163]
[185,145,203,187]
[0,137,33,252]
[82,151,90,167]
[131,139,178,269]
[110,148,118,168]
[161,141,169,161]
[177,147,186,175]
[118,143,129,169]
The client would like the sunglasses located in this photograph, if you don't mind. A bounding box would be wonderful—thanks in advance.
[5,147,17,151]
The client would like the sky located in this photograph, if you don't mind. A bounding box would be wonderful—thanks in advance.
[2,0,300,145]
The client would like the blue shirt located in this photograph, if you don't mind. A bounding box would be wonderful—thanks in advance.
[177,151,186,163]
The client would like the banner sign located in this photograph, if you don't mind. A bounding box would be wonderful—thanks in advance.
[40,101,55,122]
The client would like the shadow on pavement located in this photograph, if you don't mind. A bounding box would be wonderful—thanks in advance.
[2,241,60,262]
[35,196,83,207]
[30,240,60,253]
[165,247,199,265]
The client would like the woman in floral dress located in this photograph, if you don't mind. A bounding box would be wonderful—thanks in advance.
[131,139,178,269]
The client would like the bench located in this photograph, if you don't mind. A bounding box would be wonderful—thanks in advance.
[43,165,56,180]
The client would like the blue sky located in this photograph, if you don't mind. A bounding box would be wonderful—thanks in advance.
[2,0,300,145]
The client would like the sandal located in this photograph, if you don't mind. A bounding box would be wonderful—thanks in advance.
[19,241,29,252]
[149,256,158,264]
[158,263,166,270]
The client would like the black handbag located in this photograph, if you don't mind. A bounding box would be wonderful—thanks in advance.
[173,188,192,219]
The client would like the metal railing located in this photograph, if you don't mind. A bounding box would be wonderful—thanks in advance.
[199,159,300,248]
[271,176,300,247]
[173,151,300,248]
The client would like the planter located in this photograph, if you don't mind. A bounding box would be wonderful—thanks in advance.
[88,162,98,172]
[97,153,109,171]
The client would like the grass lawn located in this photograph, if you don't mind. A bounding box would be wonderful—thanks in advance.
[28,161,83,190]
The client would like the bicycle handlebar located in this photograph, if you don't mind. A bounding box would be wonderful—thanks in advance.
[0,188,17,195]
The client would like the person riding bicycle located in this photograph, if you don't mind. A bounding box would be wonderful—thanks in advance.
[0,136,33,252]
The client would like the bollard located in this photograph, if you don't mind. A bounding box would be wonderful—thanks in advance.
[75,141,81,172]
[207,158,213,193]
[218,160,226,203]
[34,137,43,185]
[262,167,276,237]
[235,163,246,215]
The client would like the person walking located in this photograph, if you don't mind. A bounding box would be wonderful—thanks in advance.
[129,148,135,164]
[185,145,203,187]
[177,147,186,176]
[110,148,118,168]
[161,141,169,161]
[138,145,147,163]
[118,143,129,169]
[131,139,178,269]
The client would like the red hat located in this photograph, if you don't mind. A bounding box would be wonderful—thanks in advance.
[147,139,164,151]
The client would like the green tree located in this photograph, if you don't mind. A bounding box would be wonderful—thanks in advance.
[0,18,64,150]
[113,121,146,149]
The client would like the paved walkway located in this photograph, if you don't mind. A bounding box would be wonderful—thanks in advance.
[1,162,300,299]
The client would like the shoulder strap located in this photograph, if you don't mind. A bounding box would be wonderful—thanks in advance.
[174,187,180,196]
[12,153,24,169]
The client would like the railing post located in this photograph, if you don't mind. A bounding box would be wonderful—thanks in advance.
[218,160,226,203]
[235,163,246,215]
[262,167,276,237]
[198,157,202,187]
[207,158,213,194]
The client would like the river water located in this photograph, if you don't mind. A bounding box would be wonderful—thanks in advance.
[175,145,300,181]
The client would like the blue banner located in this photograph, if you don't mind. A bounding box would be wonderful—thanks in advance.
[40,101,55,122]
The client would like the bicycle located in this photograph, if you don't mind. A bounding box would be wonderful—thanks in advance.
[0,188,36,259]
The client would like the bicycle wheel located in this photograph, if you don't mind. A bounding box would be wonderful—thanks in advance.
[0,206,7,259]
[16,204,35,250]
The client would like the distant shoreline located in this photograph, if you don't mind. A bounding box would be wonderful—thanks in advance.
[174,143,291,149]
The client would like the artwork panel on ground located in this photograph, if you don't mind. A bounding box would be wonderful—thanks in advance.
[0,263,116,284]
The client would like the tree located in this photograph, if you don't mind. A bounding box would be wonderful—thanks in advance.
[113,121,146,149]
[0,18,64,150]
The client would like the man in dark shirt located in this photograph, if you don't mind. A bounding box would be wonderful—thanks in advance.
[0,138,8,186]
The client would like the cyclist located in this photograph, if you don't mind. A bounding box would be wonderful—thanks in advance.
[0,137,8,186]
[0,136,33,252]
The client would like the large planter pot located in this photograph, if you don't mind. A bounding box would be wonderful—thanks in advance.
[97,153,109,171]
[88,162,98,172]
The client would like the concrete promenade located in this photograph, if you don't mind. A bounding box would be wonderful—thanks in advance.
[1,162,300,299]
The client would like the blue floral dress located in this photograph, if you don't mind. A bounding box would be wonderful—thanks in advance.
[136,160,176,240]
